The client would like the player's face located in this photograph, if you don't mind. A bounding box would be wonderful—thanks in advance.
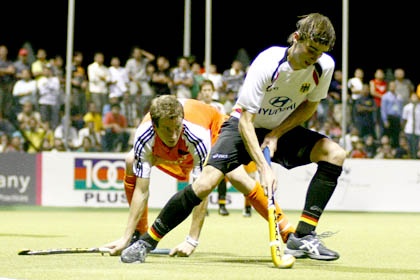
[200,84,214,103]
[294,40,329,69]
[154,117,183,147]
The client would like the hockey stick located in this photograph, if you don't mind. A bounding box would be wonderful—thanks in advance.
[263,147,295,269]
[18,247,170,256]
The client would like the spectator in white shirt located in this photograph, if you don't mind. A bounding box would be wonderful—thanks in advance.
[12,68,37,112]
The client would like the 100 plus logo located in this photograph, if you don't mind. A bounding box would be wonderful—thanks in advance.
[74,158,125,190]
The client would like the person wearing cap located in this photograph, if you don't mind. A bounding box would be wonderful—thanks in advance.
[14,48,32,80]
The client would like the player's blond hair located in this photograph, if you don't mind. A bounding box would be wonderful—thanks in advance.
[288,13,336,51]
[149,95,184,127]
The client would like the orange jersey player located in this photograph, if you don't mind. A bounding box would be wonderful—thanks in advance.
[103,95,227,256]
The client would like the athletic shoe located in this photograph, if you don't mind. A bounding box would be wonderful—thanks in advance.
[129,230,140,246]
[242,206,252,217]
[121,240,150,263]
[218,204,229,216]
[285,231,340,261]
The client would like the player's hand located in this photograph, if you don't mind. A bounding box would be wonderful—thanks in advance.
[169,241,196,257]
[260,164,277,197]
[102,238,129,256]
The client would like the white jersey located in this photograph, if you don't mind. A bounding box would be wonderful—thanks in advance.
[132,119,211,180]
[231,46,334,129]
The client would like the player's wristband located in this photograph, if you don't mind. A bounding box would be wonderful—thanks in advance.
[185,235,199,247]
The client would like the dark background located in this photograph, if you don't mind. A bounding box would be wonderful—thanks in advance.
[2,1,418,86]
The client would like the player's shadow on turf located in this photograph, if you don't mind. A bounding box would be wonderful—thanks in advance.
[0,233,64,238]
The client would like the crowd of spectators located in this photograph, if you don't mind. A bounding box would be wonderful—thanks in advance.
[0,44,419,159]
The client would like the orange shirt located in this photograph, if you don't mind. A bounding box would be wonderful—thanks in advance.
[133,98,227,181]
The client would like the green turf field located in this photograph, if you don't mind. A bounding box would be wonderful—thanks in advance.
[1,206,419,280]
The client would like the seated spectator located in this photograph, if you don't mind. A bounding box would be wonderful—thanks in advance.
[51,138,67,152]
[102,103,129,152]
[77,136,98,152]
[374,135,395,159]
[77,120,102,151]
[83,101,103,134]
[54,113,79,151]
[0,112,16,136]
[0,132,9,152]
[17,101,42,130]
[4,131,24,153]
[394,136,410,159]
[21,116,46,153]
[364,134,378,158]
[349,140,368,158]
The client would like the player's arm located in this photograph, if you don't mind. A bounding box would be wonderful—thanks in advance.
[169,196,208,257]
[238,109,274,196]
[262,100,319,151]
[103,177,150,256]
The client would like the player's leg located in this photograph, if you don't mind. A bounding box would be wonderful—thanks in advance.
[276,127,346,261]
[227,168,294,243]
[242,161,257,217]
[217,178,229,216]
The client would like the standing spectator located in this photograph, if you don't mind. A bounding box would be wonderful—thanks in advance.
[37,66,61,129]
[13,48,31,80]
[108,56,129,99]
[125,47,155,119]
[190,61,204,99]
[381,81,404,148]
[394,68,414,106]
[401,92,420,158]
[87,52,111,113]
[221,59,245,98]
[353,84,377,139]
[150,55,173,97]
[0,45,17,123]
[202,63,224,102]
[223,89,236,115]
[70,51,88,115]
[369,68,387,139]
[31,48,48,80]
[328,69,344,124]
[119,92,138,128]
[347,68,364,124]
[197,79,225,114]
[49,54,66,103]
[12,68,37,112]
[171,56,194,99]
[102,103,129,152]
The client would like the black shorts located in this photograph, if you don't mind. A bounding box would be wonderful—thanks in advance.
[206,117,326,174]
